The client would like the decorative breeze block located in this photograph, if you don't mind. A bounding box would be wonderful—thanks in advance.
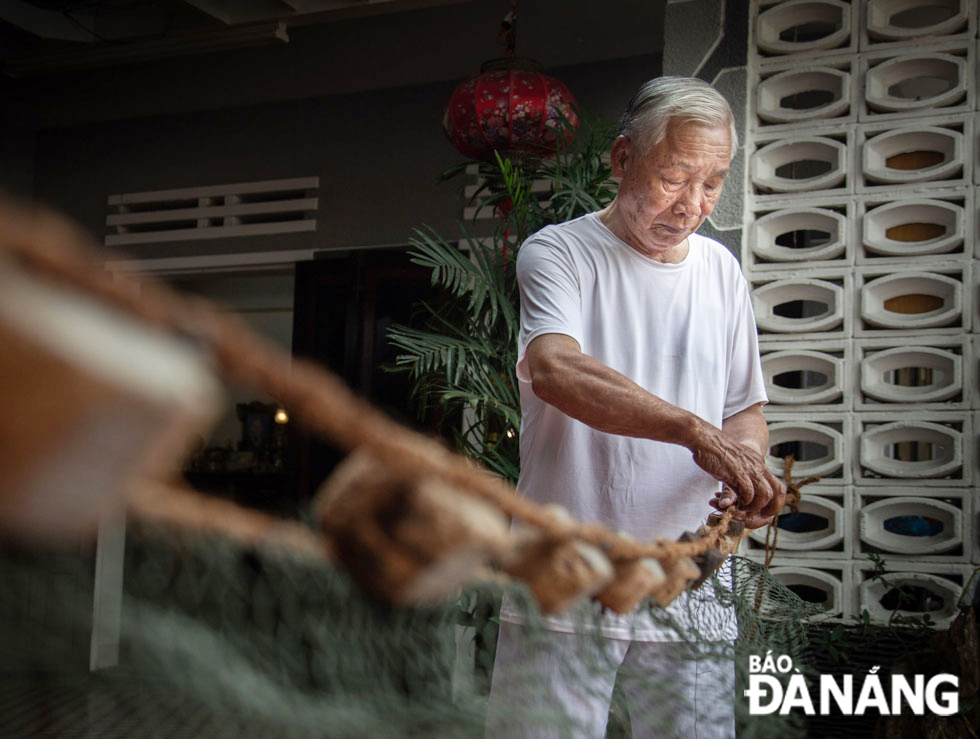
[758,67,851,123]
[862,126,961,184]
[767,420,845,478]
[860,272,962,329]
[752,136,848,192]
[770,565,848,619]
[859,496,963,555]
[858,569,962,627]
[762,349,844,404]
[859,420,962,478]
[105,177,319,246]
[865,53,966,113]
[751,207,848,262]
[860,345,962,403]
[753,277,845,333]
[746,0,978,627]
[866,0,970,42]
[757,0,851,55]
[862,198,964,256]
[749,494,846,551]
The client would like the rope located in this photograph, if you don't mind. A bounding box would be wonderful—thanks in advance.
[1,202,765,605]
[762,455,821,568]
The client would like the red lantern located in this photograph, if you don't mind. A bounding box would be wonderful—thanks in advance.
[442,58,578,161]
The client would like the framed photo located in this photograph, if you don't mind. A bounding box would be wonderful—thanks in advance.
[237,401,274,452]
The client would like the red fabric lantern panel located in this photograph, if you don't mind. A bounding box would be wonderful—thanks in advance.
[443,59,578,161]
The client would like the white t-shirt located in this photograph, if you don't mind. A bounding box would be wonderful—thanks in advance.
[500,212,767,640]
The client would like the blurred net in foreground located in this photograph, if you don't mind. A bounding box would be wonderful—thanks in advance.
[0,524,818,738]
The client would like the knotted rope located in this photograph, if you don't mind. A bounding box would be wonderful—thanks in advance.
[0,201,768,611]
[763,455,821,567]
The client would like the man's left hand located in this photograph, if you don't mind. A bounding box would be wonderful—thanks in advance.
[708,482,785,529]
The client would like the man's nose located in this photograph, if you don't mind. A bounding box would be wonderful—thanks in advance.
[673,185,703,217]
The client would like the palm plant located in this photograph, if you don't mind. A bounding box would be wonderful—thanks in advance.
[387,115,617,482]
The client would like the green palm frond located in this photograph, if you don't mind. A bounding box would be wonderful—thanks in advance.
[387,115,616,482]
[408,226,481,297]
[387,325,495,384]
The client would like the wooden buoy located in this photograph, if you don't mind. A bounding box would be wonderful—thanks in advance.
[0,260,221,542]
[697,523,740,559]
[716,535,740,558]
[706,513,746,538]
[675,529,725,590]
[700,516,745,559]
[690,548,727,589]
[648,557,701,607]
[502,508,613,613]
[504,534,614,614]
[594,557,667,614]
[314,449,510,605]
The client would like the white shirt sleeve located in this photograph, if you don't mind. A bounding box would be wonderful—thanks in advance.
[723,273,769,419]
[515,234,583,381]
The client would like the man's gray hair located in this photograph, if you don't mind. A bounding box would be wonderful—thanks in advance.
[618,76,738,158]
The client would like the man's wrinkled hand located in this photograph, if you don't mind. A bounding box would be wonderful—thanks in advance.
[692,428,786,528]
[709,486,783,529]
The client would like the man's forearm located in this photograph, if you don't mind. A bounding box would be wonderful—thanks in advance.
[528,335,704,449]
[527,333,784,514]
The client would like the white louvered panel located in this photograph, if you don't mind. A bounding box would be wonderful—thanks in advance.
[105,177,318,246]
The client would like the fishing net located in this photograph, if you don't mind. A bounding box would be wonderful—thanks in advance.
[0,527,818,738]
[0,201,821,738]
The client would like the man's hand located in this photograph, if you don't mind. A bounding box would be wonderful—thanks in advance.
[689,421,786,529]
[709,486,784,529]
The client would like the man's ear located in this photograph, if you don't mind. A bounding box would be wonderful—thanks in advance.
[609,135,631,179]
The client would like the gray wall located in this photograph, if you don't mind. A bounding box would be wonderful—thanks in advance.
[31,54,661,259]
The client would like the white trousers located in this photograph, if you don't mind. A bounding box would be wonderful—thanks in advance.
[485,622,735,739]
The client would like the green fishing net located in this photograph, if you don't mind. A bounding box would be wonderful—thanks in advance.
[0,515,821,738]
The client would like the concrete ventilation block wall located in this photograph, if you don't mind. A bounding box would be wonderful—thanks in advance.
[740,0,979,625]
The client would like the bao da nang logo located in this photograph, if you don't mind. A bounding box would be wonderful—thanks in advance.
[745,651,959,716]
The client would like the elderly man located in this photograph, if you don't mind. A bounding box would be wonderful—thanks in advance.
[486,77,786,737]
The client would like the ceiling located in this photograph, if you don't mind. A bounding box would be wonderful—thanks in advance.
[0,0,665,129]
[0,0,470,76]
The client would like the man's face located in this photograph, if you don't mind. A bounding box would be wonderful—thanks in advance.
[610,119,731,259]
